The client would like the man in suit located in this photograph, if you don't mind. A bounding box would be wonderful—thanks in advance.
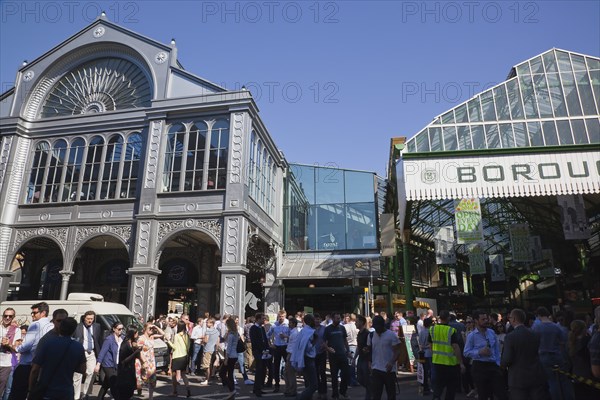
[250,313,269,397]
[500,308,549,400]
[72,310,102,400]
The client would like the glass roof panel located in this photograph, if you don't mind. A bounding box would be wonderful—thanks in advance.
[556,51,573,73]
[443,127,458,151]
[542,121,559,146]
[499,123,515,148]
[457,126,472,150]
[571,119,589,144]
[528,121,544,146]
[481,90,497,121]
[543,51,558,73]
[405,50,600,153]
[530,56,544,74]
[586,118,600,143]
[556,120,574,145]
[587,57,600,70]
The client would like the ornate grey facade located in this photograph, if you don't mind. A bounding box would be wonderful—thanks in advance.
[0,17,285,319]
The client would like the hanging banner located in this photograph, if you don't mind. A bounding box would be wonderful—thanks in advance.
[434,226,456,264]
[490,254,506,282]
[468,244,486,275]
[509,224,530,262]
[557,194,590,240]
[380,213,397,257]
[529,236,543,263]
[539,249,556,278]
[449,268,457,286]
[455,198,484,244]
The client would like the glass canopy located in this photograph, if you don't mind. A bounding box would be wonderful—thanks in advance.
[406,49,600,153]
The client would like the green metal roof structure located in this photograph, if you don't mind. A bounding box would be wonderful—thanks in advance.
[389,49,600,307]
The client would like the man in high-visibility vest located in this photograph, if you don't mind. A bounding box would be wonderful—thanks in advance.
[428,310,465,400]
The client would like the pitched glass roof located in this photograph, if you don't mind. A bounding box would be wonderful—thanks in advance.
[406,49,600,153]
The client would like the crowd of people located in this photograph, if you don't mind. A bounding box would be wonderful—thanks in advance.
[1,302,599,400]
[413,306,600,400]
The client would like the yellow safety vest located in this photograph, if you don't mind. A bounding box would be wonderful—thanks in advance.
[430,325,458,366]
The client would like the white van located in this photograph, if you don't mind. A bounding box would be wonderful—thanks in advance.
[0,293,169,370]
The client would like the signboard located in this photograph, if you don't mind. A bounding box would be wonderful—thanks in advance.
[380,213,396,257]
[510,224,530,262]
[557,194,591,240]
[455,198,484,244]
[468,244,486,275]
[434,226,456,264]
[490,254,506,282]
[402,150,600,200]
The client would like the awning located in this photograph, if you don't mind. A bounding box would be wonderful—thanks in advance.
[279,253,381,279]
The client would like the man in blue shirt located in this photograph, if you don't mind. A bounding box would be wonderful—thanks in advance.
[463,310,507,400]
[29,317,86,400]
[9,302,51,400]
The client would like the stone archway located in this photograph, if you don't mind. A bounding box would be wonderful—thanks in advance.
[6,236,64,300]
[71,234,130,301]
[156,229,221,319]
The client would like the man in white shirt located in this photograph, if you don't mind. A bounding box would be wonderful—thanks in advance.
[190,317,205,374]
[10,302,51,400]
[344,314,359,386]
[1,307,22,399]
[367,315,401,400]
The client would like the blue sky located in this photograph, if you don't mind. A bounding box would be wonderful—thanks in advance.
[1,1,598,175]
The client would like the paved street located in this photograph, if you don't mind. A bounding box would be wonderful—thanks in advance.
[88,370,471,400]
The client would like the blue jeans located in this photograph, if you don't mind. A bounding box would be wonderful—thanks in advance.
[2,368,14,400]
[297,357,317,400]
[348,345,358,385]
[190,343,203,372]
[539,352,574,400]
[237,351,248,379]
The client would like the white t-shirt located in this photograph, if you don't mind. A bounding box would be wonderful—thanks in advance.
[344,322,358,346]
[0,324,22,367]
[367,329,400,373]
[191,325,206,345]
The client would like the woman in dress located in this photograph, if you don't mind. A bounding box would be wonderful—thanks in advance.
[95,321,123,400]
[137,322,165,400]
[219,317,239,400]
[117,325,142,400]
[168,321,192,397]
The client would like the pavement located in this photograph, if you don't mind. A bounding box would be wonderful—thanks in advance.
[88,369,473,400]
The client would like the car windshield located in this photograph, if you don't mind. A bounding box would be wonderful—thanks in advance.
[99,314,143,333]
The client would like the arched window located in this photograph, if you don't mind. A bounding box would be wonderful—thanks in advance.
[162,118,230,192]
[271,162,277,215]
[187,122,208,190]
[208,119,229,190]
[101,135,124,199]
[26,141,50,203]
[261,148,268,205]
[255,141,263,200]
[81,136,105,200]
[65,138,85,201]
[46,139,67,203]
[163,123,185,192]
[122,133,142,198]
[248,131,256,190]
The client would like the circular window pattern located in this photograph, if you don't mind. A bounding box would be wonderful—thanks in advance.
[40,57,151,118]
